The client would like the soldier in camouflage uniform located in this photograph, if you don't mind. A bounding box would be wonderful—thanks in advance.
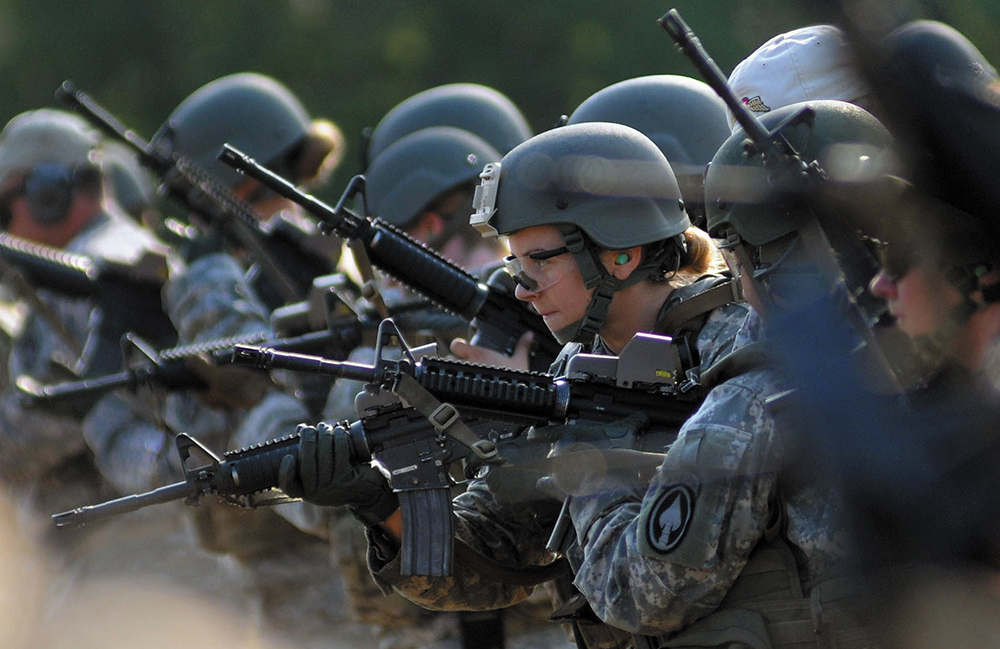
[277,120,750,649]
[239,83,538,649]
[787,22,1000,648]
[0,108,248,618]
[0,108,175,526]
[561,101,899,648]
[76,73,365,649]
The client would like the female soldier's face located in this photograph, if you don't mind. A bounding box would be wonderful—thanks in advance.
[505,225,594,336]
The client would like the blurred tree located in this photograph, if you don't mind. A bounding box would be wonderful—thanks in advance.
[0,0,992,202]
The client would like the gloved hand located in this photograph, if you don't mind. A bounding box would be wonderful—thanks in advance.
[278,422,398,526]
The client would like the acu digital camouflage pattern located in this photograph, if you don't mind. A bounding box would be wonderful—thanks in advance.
[568,314,854,638]
[367,291,753,648]
[0,210,167,515]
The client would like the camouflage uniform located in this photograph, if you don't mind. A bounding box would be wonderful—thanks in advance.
[567,311,867,647]
[367,291,752,648]
[156,250,378,648]
[1,210,168,518]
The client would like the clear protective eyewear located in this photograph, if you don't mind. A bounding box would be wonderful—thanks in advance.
[503,246,571,292]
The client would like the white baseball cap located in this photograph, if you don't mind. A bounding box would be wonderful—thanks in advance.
[727,25,872,130]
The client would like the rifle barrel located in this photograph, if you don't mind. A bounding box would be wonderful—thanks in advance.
[232,344,378,383]
[52,480,191,529]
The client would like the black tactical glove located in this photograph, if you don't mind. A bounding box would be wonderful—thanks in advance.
[278,422,398,526]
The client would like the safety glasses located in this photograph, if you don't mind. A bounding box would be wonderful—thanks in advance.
[503,245,571,292]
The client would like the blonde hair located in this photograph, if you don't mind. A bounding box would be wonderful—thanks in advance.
[660,226,725,287]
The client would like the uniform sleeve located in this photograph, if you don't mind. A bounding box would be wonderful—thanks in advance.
[81,392,180,494]
[369,477,561,611]
[163,253,271,343]
[569,372,780,636]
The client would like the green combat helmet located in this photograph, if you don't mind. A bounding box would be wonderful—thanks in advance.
[151,72,311,189]
[366,83,532,165]
[705,98,898,335]
[705,99,893,247]
[365,126,502,231]
[567,75,730,225]
[0,108,101,225]
[471,122,690,343]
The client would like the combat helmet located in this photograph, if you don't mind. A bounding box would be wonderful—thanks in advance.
[705,99,893,246]
[471,122,690,343]
[567,75,730,224]
[366,83,532,165]
[151,72,314,189]
[879,20,1000,250]
[0,109,102,225]
[366,126,502,230]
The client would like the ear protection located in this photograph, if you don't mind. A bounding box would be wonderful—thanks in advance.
[23,163,76,226]
[614,253,630,265]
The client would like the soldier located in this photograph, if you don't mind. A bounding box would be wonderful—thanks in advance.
[235,83,538,649]
[277,121,750,649]
[0,108,249,628]
[790,20,1000,648]
[562,101,896,648]
[78,72,363,649]
[0,108,173,523]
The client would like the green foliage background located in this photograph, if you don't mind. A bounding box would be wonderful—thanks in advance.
[0,0,995,200]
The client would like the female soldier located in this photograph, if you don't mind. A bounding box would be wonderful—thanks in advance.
[279,120,749,649]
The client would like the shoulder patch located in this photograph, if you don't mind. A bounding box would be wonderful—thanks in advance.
[645,483,696,553]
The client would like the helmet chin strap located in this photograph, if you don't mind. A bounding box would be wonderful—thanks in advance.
[553,224,674,345]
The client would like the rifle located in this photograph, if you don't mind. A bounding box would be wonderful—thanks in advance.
[54,322,699,577]
[19,299,471,415]
[217,145,564,371]
[55,81,336,307]
[0,231,177,377]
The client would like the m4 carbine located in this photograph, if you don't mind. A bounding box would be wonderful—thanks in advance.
[53,322,698,578]
[19,288,471,417]
[0,231,177,378]
[218,145,563,371]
